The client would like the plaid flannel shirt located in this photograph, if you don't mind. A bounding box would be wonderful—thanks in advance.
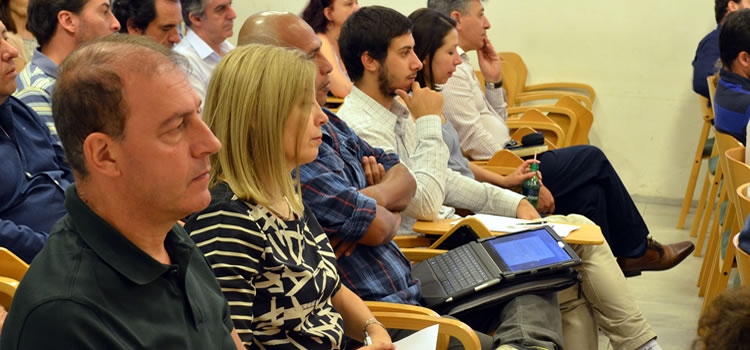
[298,109,422,305]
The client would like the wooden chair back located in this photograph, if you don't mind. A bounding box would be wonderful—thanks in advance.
[554,96,593,146]
[717,131,743,182]
[734,233,750,286]
[508,109,565,148]
[499,52,526,107]
[726,147,750,226]
[698,95,714,123]
[708,74,719,111]
[0,247,29,309]
[365,301,481,349]
[428,217,493,250]
[324,96,345,113]
[479,149,524,176]
[510,126,558,150]
[737,183,750,224]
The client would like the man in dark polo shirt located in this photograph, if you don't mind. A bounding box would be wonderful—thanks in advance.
[0,35,243,349]
[714,9,750,144]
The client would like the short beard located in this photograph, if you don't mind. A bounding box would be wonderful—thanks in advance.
[377,64,398,98]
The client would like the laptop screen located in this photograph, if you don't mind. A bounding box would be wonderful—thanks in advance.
[487,228,572,272]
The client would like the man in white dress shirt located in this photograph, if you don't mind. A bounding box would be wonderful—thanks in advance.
[427,0,695,278]
[174,0,235,102]
[336,6,667,350]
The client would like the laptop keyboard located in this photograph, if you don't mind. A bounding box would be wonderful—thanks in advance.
[429,245,490,294]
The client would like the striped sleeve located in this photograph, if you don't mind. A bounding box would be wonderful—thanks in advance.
[186,209,265,347]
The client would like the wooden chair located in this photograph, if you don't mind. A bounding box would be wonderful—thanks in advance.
[324,96,345,113]
[469,149,525,178]
[551,96,594,146]
[734,183,750,286]
[693,131,739,258]
[507,105,576,147]
[701,146,749,313]
[507,109,566,148]
[364,301,481,349]
[395,217,494,252]
[509,126,558,151]
[506,96,594,148]
[734,234,750,286]
[0,247,29,310]
[499,52,595,109]
[678,77,718,229]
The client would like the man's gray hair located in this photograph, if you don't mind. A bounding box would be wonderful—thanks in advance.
[427,0,479,15]
[180,0,207,27]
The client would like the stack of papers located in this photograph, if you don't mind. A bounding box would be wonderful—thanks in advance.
[464,214,579,237]
[393,324,439,349]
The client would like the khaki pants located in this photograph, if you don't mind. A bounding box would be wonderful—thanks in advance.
[549,215,656,350]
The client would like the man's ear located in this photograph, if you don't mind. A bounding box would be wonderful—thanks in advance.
[58,10,77,35]
[188,12,203,29]
[127,18,143,35]
[450,10,462,29]
[82,132,121,178]
[728,1,740,12]
[361,51,379,74]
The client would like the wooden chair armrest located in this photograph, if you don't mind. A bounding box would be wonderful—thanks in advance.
[507,110,566,148]
[393,235,435,248]
[507,105,577,147]
[372,311,482,350]
[510,126,538,142]
[0,276,20,299]
[0,247,30,281]
[365,301,439,316]
[509,126,557,150]
[427,217,493,250]
[400,248,448,262]
[524,82,596,102]
[516,91,592,109]
[507,105,575,118]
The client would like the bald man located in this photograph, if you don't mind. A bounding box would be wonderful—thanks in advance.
[238,13,333,108]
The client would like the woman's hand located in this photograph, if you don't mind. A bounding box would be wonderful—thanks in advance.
[503,159,540,188]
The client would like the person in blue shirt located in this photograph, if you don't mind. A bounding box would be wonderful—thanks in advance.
[714,8,750,144]
[0,19,72,264]
[693,0,750,99]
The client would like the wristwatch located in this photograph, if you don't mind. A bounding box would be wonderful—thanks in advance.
[488,79,503,89]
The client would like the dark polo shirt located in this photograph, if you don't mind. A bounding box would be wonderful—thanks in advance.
[1,184,237,350]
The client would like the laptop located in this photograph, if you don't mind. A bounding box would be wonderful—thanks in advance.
[413,225,581,308]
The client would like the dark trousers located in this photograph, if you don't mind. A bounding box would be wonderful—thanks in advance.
[387,293,563,350]
[536,145,648,258]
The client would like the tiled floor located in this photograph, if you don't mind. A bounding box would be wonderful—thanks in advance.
[597,200,703,350]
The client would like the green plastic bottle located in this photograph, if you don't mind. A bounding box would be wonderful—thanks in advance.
[522,163,540,208]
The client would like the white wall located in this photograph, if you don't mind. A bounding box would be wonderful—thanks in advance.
[231,0,716,200]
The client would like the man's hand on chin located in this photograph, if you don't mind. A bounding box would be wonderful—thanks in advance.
[476,37,502,84]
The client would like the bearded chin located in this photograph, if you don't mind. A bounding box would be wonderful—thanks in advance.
[377,65,405,97]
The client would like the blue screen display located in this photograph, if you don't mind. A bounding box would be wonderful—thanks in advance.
[489,229,571,272]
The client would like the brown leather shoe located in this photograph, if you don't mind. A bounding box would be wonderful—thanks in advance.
[617,238,695,277]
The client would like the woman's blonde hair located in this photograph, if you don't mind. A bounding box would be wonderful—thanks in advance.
[203,44,316,216]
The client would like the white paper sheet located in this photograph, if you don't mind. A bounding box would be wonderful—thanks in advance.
[392,324,439,349]
[461,214,578,237]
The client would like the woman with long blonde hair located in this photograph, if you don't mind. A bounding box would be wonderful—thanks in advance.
[183,44,393,350]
